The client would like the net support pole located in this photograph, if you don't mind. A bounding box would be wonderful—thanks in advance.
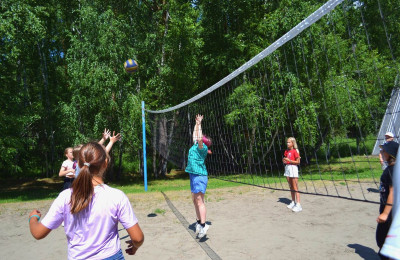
[142,101,148,191]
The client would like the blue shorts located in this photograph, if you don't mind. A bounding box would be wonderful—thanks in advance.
[189,173,208,194]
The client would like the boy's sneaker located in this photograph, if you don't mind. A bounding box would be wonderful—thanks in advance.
[292,203,302,213]
[195,223,201,234]
[198,224,209,239]
[287,201,295,209]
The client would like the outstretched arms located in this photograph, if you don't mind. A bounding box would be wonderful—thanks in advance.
[98,129,121,154]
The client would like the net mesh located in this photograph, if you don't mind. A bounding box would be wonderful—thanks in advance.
[146,0,400,203]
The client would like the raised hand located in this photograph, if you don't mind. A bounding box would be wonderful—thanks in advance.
[109,131,121,144]
[98,129,111,145]
[195,114,203,125]
[106,131,121,154]
[102,128,111,140]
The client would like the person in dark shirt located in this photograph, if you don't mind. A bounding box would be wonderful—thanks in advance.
[376,141,399,260]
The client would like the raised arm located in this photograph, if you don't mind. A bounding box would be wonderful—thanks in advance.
[105,131,121,154]
[193,114,203,148]
[98,128,111,145]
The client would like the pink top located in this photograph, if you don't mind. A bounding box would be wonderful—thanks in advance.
[41,184,138,260]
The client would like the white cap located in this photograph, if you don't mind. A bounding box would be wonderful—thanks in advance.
[385,132,394,138]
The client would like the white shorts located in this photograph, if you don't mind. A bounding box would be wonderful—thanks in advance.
[284,165,299,178]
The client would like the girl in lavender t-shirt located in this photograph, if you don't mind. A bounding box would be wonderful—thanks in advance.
[29,142,144,259]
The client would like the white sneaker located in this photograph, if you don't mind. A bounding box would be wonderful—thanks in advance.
[198,224,209,239]
[195,223,201,234]
[287,201,295,209]
[61,221,64,227]
[292,203,302,213]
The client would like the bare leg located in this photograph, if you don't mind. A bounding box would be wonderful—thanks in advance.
[193,192,206,223]
[292,177,300,203]
[287,177,295,201]
[192,193,201,221]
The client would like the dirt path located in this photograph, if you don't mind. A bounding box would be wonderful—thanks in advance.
[0,184,380,259]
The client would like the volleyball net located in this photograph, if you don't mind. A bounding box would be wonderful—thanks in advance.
[144,0,400,203]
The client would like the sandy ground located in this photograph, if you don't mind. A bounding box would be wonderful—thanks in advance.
[0,183,381,260]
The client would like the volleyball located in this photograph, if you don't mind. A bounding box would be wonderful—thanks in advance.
[124,59,138,73]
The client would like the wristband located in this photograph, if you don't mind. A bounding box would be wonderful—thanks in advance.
[29,214,41,223]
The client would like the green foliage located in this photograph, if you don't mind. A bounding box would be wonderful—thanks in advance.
[225,82,263,128]
[130,0,203,109]
[120,94,143,155]
[0,0,398,180]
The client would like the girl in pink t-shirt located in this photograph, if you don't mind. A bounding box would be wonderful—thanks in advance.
[29,142,144,259]
[283,137,302,212]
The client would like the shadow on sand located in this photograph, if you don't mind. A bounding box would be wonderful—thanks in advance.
[348,244,379,260]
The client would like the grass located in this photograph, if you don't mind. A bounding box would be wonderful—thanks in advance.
[0,155,382,204]
[0,169,242,204]
[153,208,166,215]
[0,178,64,204]
[216,155,381,186]
[110,169,242,195]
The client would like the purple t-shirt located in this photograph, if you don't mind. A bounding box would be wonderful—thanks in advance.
[41,184,138,260]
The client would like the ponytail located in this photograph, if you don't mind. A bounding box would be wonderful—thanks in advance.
[70,142,107,214]
[70,165,94,214]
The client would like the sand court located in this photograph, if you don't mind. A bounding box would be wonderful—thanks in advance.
[0,184,380,259]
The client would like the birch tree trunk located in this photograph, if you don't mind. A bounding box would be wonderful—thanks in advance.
[152,117,158,178]
[38,41,55,177]
[159,113,176,176]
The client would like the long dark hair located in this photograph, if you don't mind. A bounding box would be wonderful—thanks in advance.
[70,142,108,214]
